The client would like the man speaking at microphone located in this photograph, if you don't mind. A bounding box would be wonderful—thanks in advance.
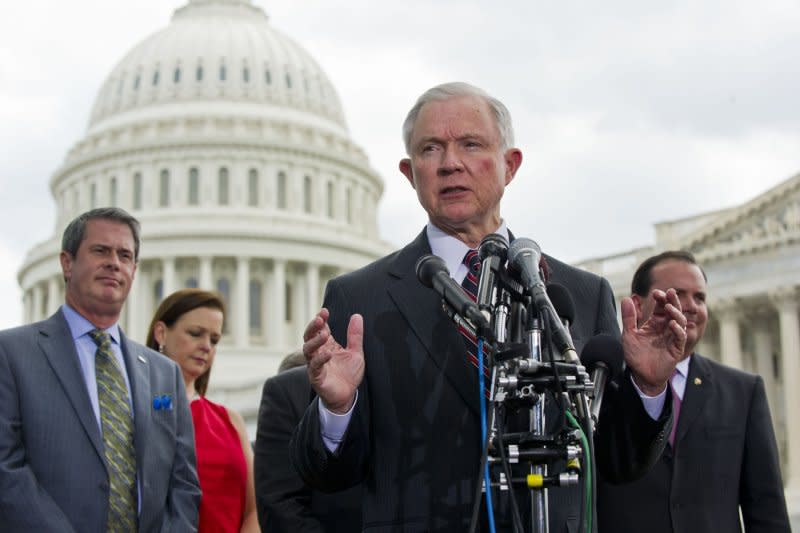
[292,82,687,531]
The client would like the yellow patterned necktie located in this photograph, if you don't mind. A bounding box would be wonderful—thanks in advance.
[89,329,138,532]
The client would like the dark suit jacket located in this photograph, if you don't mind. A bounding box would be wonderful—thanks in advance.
[0,309,200,532]
[291,229,669,532]
[255,366,362,532]
[597,352,790,533]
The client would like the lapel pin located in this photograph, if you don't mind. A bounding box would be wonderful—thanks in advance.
[694,377,702,385]
[138,355,147,363]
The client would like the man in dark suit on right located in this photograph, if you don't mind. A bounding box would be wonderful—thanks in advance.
[597,250,790,533]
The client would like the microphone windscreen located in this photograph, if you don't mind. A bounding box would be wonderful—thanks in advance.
[547,283,576,325]
[415,254,448,288]
[580,334,624,380]
[478,233,509,261]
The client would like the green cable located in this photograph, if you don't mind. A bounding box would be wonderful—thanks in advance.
[565,411,592,533]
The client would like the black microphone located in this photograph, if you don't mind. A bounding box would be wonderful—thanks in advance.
[415,255,491,337]
[580,334,624,423]
[476,234,508,318]
[508,239,578,362]
[547,283,575,329]
[507,238,550,310]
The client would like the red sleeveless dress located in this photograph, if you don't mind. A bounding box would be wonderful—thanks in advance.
[191,397,247,532]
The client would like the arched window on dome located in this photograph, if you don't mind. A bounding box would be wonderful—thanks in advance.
[249,280,262,336]
[248,169,259,207]
[243,66,250,83]
[154,280,164,305]
[153,69,160,86]
[186,278,198,289]
[188,168,199,206]
[133,173,142,210]
[174,67,181,84]
[110,177,118,206]
[345,186,353,224]
[264,66,272,85]
[133,74,140,90]
[218,167,229,205]
[284,281,293,322]
[217,277,231,333]
[326,181,334,218]
[219,61,227,82]
[303,176,312,214]
[196,64,203,82]
[160,169,170,207]
[285,71,292,89]
[90,183,97,209]
[277,172,287,209]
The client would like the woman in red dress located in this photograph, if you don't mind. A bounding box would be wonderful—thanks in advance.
[147,289,260,533]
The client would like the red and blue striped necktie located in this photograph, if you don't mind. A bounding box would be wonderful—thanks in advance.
[459,250,490,380]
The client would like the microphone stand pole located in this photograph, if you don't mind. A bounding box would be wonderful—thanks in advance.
[527,312,548,533]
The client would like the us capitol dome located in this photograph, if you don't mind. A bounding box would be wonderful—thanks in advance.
[17,0,392,421]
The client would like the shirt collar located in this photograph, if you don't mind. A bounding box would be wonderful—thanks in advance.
[426,220,508,274]
[675,354,692,379]
[61,303,121,345]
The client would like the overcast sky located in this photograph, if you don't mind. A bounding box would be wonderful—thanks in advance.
[1,0,799,329]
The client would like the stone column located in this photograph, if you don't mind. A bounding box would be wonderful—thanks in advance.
[161,256,176,300]
[23,289,33,324]
[753,320,779,430]
[771,288,800,510]
[269,260,286,350]
[31,284,44,323]
[199,256,213,291]
[46,276,61,316]
[306,263,320,323]
[716,299,743,370]
[235,256,250,348]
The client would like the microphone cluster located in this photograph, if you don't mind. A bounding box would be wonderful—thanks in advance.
[415,234,624,532]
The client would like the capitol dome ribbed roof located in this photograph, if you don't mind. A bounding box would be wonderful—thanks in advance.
[89,0,346,130]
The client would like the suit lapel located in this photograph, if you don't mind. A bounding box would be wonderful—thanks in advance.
[121,333,153,498]
[38,312,107,463]
[385,229,480,417]
[675,353,712,446]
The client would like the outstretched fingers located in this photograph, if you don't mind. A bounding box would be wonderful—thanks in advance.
[620,297,638,334]
[346,314,364,353]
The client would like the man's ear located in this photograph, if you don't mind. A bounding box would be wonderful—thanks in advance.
[399,158,415,189]
[503,148,523,186]
[59,251,72,284]
[631,294,644,320]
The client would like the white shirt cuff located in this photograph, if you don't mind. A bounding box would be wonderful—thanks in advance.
[630,375,668,420]
[318,390,358,452]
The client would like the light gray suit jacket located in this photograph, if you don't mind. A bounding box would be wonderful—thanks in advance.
[0,309,201,532]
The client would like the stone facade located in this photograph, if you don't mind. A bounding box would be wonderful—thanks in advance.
[578,171,800,514]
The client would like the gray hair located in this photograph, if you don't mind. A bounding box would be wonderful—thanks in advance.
[402,82,515,154]
[278,349,307,373]
[62,207,141,261]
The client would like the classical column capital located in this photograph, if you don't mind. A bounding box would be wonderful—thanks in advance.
[769,286,799,311]
[711,297,740,320]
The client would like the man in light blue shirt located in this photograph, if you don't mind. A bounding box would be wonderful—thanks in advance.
[0,207,200,532]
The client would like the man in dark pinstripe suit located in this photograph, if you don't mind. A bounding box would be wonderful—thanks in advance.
[291,82,687,532]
